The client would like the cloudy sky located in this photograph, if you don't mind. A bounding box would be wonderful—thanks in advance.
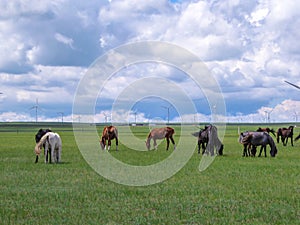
[0,0,299,123]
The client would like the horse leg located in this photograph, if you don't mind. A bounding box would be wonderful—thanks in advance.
[57,147,61,163]
[258,146,263,157]
[242,144,247,157]
[166,138,170,150]
[198,140,201,154]
[282,137,286,146]
[44,143,49,163]
[291,136,294,147]
[202,142,206,155]
[154,139,157,150]
[170,136,176,150]
[50,146,55,163]
[108,139,111,151]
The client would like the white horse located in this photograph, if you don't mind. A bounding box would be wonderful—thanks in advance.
[34,132,62,163]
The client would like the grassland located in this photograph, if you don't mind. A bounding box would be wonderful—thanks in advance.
[0,123,299,224]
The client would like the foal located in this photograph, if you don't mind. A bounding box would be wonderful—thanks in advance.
[100,126,118,151]
[277,126,294,146]
[146,127,176,151]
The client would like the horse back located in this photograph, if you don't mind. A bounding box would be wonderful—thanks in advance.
[102,126,117,139]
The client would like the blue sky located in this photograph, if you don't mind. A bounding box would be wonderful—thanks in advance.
[0,0,299,123]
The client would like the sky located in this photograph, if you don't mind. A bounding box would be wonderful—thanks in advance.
[0,0,299,123]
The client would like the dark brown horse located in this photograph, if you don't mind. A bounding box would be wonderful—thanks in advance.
[241,132,277,157]
[100,126,118,151]
[295,134,300,142]
[146,127,175,150]
[257,127,276,137]
[277,126,294,146]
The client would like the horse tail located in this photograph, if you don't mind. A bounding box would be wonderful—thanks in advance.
[276,128,281,143]
[34,132,51,155]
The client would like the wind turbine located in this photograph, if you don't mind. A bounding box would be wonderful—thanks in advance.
[103,113,110,123]
[30,98,42,122]
[161,105,173,124]
[264,109,273,123]
[57,112,64,123]
[130,109,138,124]
[284,80,300,90]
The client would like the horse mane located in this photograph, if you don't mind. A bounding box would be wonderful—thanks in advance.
[34,132,52,155]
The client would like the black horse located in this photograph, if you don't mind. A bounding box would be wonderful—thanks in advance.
[241,132,278,157]
[295,134,300,142]
[35,128,52,163]
[193,125,223,156]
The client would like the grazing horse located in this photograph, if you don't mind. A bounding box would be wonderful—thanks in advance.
[193,125,223,156]
[277,126,294,146]
[295,134,300,142]
[100,126,118,151]
[256,127,276,137]
[35,128,52,163]
[241,132,277,157]
[146,127,175,151]
[34,132,62,163]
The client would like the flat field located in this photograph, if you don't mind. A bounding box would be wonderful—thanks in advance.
[0,123,299,224]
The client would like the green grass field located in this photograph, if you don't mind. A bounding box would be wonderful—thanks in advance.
[0,123,299,224]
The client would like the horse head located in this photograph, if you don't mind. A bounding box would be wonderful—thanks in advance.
[270,145,277,157]
[100,137,106,150]
[145,140,151,150]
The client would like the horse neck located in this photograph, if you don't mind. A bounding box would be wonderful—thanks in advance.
[268,136,276,149]
[37,132,51,147]
[146,132,152,144]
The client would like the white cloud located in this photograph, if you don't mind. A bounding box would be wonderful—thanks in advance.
[54,33,75,49]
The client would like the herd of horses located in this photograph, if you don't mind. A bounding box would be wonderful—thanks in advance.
[239,125,296,157]
[34,124,298,163]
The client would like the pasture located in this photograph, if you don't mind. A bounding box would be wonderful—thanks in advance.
[0,123,299,224]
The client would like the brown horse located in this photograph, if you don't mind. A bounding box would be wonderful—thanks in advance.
[100,126,118,151]
[146,127,175,150]
[277,126,294,146]
[257,127,276,137]
[295,134,300,142]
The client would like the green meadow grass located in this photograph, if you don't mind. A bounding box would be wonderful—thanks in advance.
[0,123,299,224]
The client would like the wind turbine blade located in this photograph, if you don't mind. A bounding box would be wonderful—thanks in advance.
[284,80,300,89]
